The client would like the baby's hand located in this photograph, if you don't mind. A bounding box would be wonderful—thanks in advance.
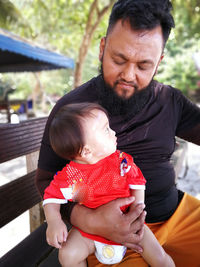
[46,219,68,249]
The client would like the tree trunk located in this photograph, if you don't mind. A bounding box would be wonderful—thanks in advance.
[32,72,45,111]
[74,0,115,88]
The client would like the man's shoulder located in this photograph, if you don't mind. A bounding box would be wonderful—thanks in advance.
[153,80,174,93]
[152,80,181,100]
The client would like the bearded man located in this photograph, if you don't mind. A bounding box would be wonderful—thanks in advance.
[36,1,200,266]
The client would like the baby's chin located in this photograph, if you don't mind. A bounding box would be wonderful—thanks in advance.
[96,149,116,159]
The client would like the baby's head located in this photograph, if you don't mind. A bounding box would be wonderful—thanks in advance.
[49,102,117,163]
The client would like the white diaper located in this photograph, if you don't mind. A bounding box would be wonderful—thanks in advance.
[94,241,127,265]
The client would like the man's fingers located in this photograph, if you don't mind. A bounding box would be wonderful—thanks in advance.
[128,213,145,238]
[136,223,144,237]
[123,228,144,252]
[115,196,135,209]
[129,201,145,212]
[122,225,143,243]
[123,242,143,253]
[127,203,146,221]
[140,210,147,223]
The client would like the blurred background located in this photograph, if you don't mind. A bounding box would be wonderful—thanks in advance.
[0,0,200,258]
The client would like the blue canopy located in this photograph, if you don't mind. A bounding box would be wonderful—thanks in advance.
[0,28,74,72]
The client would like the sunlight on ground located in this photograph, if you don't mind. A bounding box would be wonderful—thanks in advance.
[0,211,30,257]
[195,193,200,200]
[0,156,26,186]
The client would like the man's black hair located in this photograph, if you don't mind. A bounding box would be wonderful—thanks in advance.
[107,0,175,46]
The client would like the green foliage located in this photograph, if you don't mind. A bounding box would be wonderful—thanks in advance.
[171,0,200,44]
[0,0,32,34]
[1,73,34,99]
[1,69,74,99]
[156,39,200,95]
[156,0,200,95]
[0,0,21,28]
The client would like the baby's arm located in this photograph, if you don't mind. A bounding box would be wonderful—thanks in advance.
[44,203,68,249]
[130,189,144,207]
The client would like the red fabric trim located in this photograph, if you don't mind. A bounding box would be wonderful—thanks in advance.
[74,226,121,245]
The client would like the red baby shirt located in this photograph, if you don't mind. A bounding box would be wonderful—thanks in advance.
[43,150,146,244]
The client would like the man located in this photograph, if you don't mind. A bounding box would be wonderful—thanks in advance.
[36,0,200,266]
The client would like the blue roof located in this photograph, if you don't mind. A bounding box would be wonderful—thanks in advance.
[0,28,74,72]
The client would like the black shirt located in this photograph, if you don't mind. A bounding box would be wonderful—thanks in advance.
[38,75,200,223]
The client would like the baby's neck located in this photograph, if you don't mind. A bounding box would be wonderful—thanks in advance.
[73,155,104,165]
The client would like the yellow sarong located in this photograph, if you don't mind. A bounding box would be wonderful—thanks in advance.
[87,193,200,267]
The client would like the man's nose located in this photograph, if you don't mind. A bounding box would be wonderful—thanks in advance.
[121,63,136,82]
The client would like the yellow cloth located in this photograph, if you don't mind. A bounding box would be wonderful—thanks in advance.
[87,193,200,267]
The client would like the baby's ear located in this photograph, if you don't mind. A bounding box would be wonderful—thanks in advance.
[81,145,92,159]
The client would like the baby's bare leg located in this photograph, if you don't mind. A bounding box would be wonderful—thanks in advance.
[59,228,95,267]
[140,225,175,267]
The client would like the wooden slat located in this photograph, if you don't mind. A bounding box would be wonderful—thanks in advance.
[0,117,47,163]
[26,151,45,232]
[0,116,53,263]
[0,170,42,228]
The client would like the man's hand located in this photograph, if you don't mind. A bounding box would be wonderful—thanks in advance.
[46,219,68,249]
[71,196,146,253]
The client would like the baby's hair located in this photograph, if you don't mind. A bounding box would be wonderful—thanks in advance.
[49,102,107,160]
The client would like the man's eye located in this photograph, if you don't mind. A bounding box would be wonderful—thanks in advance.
[106,127,110,132]
[138,64,151,71]
[113,59,125,65]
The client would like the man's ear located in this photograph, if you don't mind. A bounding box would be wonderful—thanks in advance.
[155,53,164,75]
[81,145,92,159]
[99,37,106,62]
[160,53,164,63]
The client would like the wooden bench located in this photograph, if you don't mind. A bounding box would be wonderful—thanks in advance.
[0,117,61,267]
[0,117,188,267]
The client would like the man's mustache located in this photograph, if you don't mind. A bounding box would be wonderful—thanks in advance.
[114,79,139,91]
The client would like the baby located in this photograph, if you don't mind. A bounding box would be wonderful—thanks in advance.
[43,102,175,267]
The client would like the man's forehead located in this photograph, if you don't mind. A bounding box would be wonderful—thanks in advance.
[106,21,163,59]
[107,19,163,45]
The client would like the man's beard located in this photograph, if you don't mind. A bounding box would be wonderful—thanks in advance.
[98,64,154,118]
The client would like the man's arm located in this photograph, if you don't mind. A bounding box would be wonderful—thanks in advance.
[178,124,200,145]
[70,197,146,252]
[35,168,55,198]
